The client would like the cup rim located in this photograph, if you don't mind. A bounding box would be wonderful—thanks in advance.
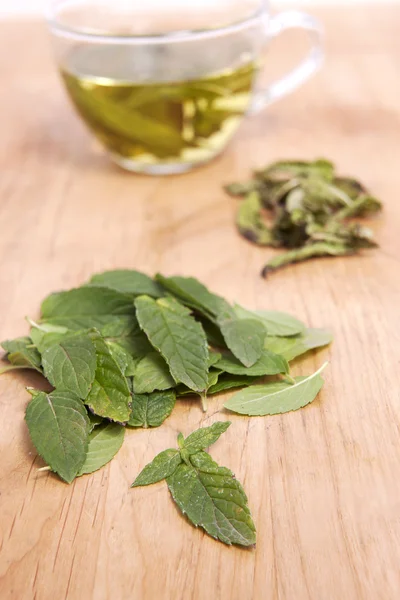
[46,0,268,45]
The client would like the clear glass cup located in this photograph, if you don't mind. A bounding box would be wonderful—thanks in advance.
[47,0,323,175]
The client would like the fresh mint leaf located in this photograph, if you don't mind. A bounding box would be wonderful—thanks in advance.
[25,390,90,483]
[207,373,260,395]
[29,321,70,353]
[40,286,133,329]
[102,315,153,362]
[133,352,175,394]
[89,269,163,298]
[200,319,227,348]
[86,332,131,422]
[131,422,256,545]
[215,349,288,376]
[217,317,266,367]
[154,274,229,320]
[208,351,222,368]
[106,341,136,376]
[135,296,209,392]
[1,337,42,372]
[265,328,333,361]
[78,422,125,476]
[206,369,220,389]
[167,450,256,546]
[42,333,97,399]
[30,316,145,355]
[182,421,231,455]
[99,315,136,338]
[88,412,103,432]
[224,362,328,416]
[128,390,176,428]
[234,304,305,337]
[131,449,182,487]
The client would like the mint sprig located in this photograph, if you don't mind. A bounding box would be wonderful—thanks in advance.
[132,422,256,547]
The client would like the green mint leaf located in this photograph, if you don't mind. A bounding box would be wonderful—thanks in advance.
[133,352,175,394]
[131,421,255,545]
[86,332,131,422]
[217,317,266,367]
[135,296,209,392]
[200,320,227,348]
[224,362,328,416]
[131,449,182,487]
[102,315,153,361]
[154,274,229,320]
[126,377,133,393]
[182,421,231,455]
[25,390,90,483]
[41,313,134,333]
[88,269,163,297]
[207,373,260,395]
[106,341,136,376]
[206,369,220,389]
[1,337,42,372]
[167,450,256,546]
[208,351,222,368]
[215,349,288,376]
[234,304,305,337]
[27,318,68,334]
[87,412,104,432]
[41,333,97,399]
[28,320,70,353]
[40,286,133,329]
[78,422,125,476]
[128,390,176,428]
[265,328,333,361]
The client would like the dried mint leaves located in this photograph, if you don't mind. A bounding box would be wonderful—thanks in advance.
[225,158,382,275]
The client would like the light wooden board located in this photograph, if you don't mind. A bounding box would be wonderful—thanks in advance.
[1,6,400,600]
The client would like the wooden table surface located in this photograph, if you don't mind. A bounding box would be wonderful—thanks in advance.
[1,6,400,600]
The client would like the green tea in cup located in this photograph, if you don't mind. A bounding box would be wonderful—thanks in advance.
[48,1,323,175]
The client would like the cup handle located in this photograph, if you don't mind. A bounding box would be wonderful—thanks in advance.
[249,10,324,114]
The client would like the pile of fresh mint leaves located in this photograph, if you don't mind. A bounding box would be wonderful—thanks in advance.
[0,270,332,547]
[226,158,382,275]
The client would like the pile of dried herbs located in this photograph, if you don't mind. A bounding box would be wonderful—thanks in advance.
[0,270,332,546]
[226,158,382,275]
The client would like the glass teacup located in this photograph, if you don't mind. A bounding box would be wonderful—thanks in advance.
[47,0,323,175]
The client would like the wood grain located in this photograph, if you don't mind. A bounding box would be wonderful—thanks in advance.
[1,6,400,599]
